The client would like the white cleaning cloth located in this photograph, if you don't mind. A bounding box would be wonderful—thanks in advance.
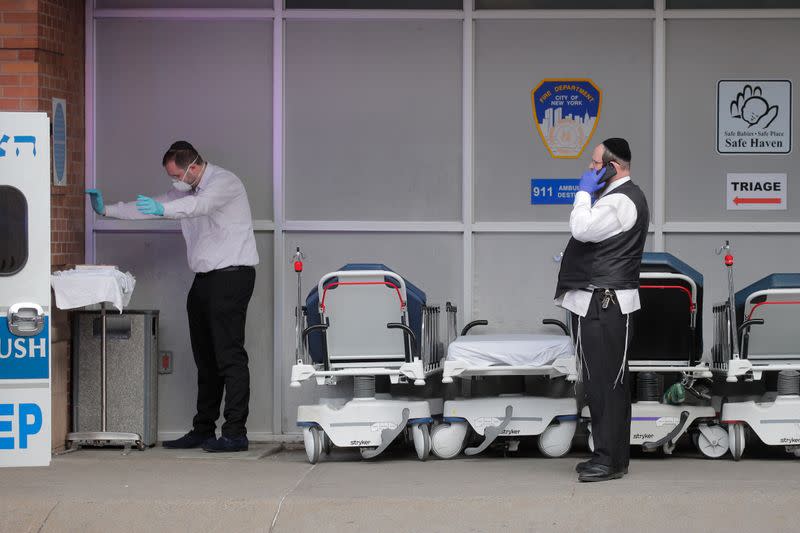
[51,267,136,312]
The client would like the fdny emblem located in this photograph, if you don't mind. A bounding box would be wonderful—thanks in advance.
[531,79,602,159]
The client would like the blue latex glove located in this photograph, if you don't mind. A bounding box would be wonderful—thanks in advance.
[136,195,164,216]
[578,167,606,195]
[85,189,105,215]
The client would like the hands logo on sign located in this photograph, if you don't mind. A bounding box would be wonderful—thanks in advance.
[0,134,37,157]
[730,85,778,129]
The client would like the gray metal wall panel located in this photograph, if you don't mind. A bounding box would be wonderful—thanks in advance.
[474,19,654,222]
[95,20,274,220]
[474,233,571,334]
[284,21,463,221]
[665,20,799,222]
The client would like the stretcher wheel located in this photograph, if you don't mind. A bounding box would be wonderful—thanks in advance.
[303,427,322,464]
[538,420,576,458]
[412,423,431,461]
[728,423,745,461]
[359,446,378,460]
[322,433,332,456]
[431,422,468,459]
[695,425,729,459]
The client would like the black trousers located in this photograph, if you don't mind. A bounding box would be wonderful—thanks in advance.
[572,291,632,470]
[187,267,255,438]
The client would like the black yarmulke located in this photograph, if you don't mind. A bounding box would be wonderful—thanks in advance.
[602,137,631,162]
[169,140,195,151]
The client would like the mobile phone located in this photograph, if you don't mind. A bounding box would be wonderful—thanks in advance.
[598,162,617,184]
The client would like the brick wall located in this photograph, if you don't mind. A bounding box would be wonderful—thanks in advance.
[1,0,85,267]
[1,0,86,452]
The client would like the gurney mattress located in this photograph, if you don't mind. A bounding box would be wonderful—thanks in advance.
[447,334,574,367]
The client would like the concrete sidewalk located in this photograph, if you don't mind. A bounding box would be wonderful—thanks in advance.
[2,443,800,533]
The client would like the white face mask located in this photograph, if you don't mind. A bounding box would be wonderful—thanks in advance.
[171,156,198,192]
[172,180,193,192]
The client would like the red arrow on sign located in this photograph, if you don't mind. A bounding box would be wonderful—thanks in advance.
[733,197,782,205]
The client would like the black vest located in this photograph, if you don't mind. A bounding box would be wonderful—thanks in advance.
[555,181,650,299]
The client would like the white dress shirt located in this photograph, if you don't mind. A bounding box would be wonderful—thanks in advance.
[105,163,259,273]
[554,175,641,317]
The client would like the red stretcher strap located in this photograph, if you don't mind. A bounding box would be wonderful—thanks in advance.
[747,300,800,320]
[321,281,405,312]
[640,285,696,312]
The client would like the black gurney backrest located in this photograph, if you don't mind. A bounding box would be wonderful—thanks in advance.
[305,264,426,365]
[628,253,704,365]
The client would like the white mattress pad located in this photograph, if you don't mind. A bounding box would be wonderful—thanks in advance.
[446,334,574,368]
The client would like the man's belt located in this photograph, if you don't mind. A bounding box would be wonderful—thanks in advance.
[197,265,255,276]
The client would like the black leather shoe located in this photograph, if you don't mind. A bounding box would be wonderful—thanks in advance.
[202,435,249,453]
[162,431,215,449]
[578,463,625,482]
[576,460,628,475]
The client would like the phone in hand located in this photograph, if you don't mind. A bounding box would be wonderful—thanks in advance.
[598,162,617,184]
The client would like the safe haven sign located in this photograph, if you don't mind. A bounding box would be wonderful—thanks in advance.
[718,80,791,154]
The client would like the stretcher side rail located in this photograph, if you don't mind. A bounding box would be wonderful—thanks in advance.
[290,361,438,386]
[628,363,713,378]
[716,360,800,382]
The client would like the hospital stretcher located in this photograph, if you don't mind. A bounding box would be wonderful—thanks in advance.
[434,253,727,460]
[583,253,726,459]
[290,254,448,463]
[712,242,800,460]
[433,319,579,459]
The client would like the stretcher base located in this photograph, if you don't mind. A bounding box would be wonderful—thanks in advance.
[297,398,437,462]
[722,394,800,454]
[582,402,718,455]
[437,396,577,458]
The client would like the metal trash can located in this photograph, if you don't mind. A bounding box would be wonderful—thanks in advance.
[72,310,159,446]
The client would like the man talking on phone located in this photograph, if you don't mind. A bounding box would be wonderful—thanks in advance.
[554,138,649,482]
